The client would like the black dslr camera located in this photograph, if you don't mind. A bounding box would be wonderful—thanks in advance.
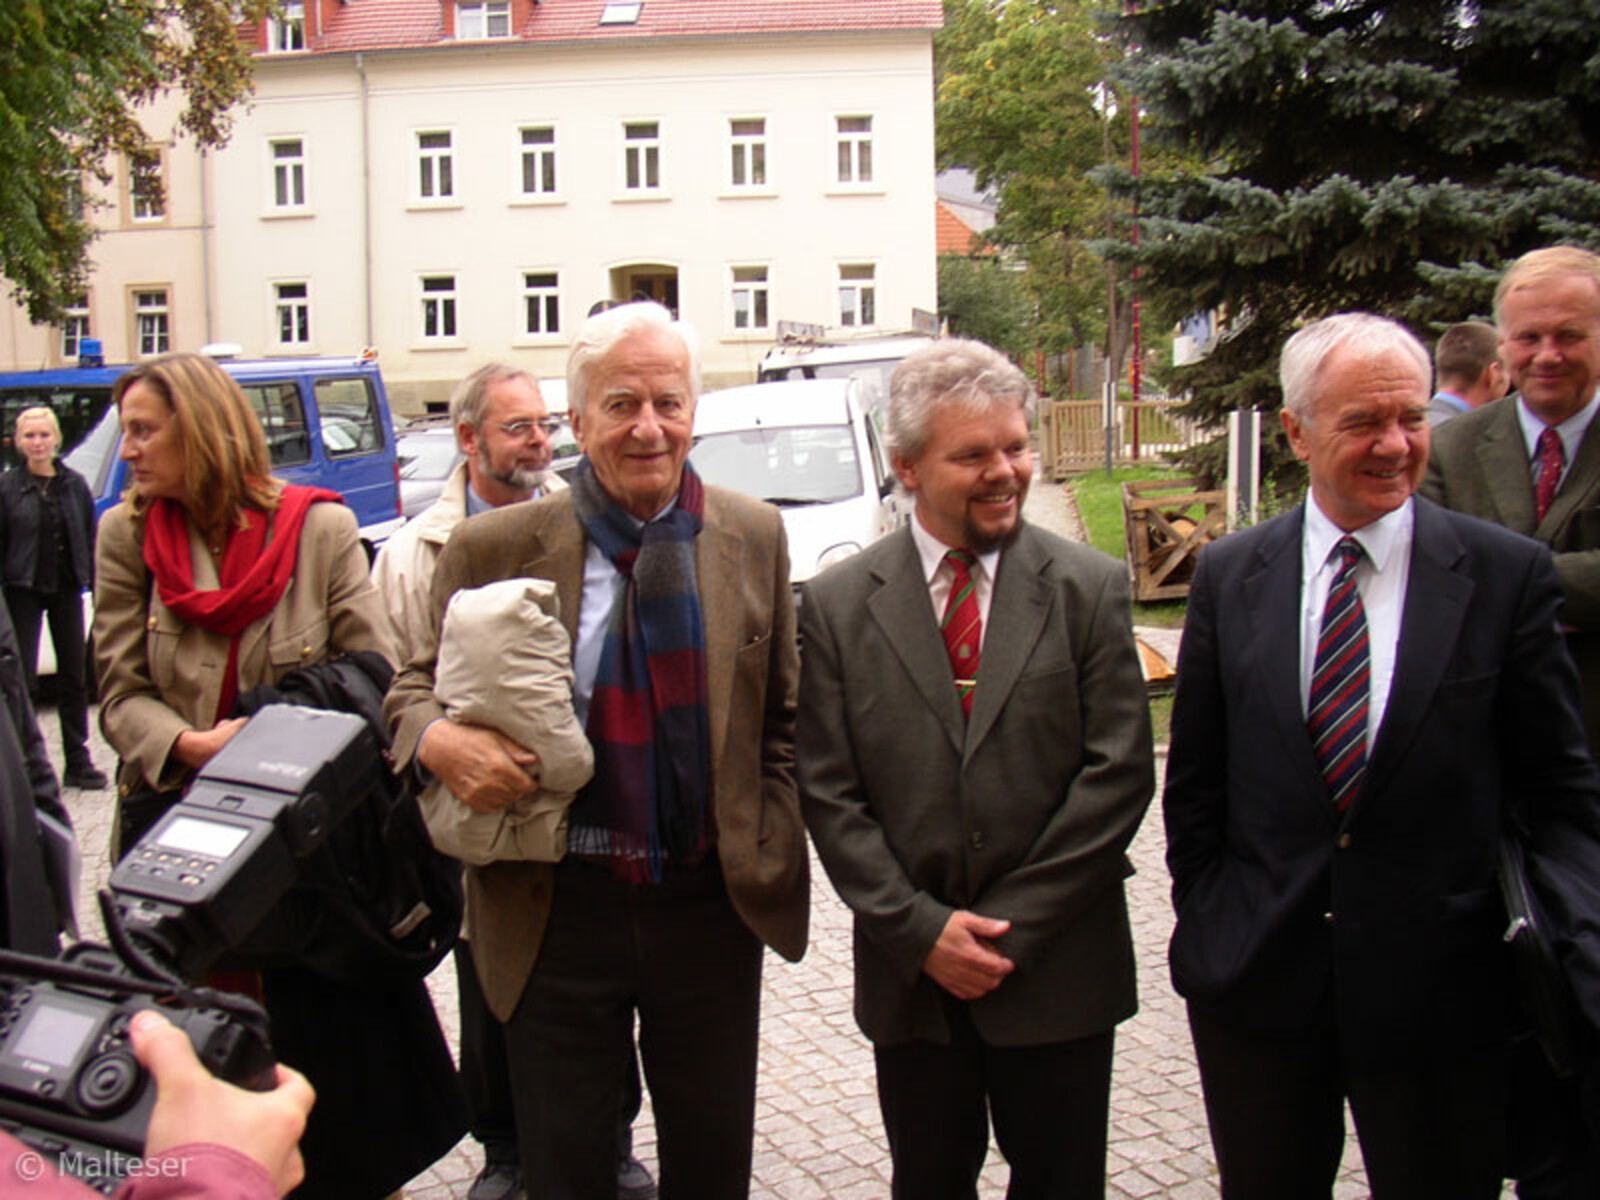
[0,705,379,1192]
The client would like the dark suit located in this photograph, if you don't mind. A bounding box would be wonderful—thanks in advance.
[385,485,809,1199]
[799,523,1154,1196]
[1166,496,1600,1197]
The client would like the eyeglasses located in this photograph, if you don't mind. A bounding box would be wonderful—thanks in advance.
[493,418,563,439]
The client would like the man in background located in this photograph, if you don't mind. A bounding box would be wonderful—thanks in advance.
[1429,320,1507,424]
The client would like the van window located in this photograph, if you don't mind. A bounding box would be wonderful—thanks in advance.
[691,425,862,505]
[242,383,312,467]
[315,378,384,456]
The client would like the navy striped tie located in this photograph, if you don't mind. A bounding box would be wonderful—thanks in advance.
[1309,537,1370,813]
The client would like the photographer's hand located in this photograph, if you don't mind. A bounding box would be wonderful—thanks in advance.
[131,1010,314,1197]
[418,719,541,813]
[171,718,248,770]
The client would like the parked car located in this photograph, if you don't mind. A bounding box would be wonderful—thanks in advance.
[0,350,404,676]
[688,378,907,589]
[397,417,460,519]
[756,333,934,412]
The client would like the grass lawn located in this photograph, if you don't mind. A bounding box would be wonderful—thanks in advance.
[1066,466,1192,629]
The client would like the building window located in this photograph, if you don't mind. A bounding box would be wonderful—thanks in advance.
[623,122,660,192]
[134,289,171,356]
[417,131,455,200]
[731,266,769,331]
[420,275,458,341]
[274,282,312,348]
[268,0,305,51]
[270,138,307,209]
[60,297,90,360]
[729,119,767,189]
[457,0,511,38]
[836,115,873,185]
[839,264,876,327]
[129,148,165,222]
[519,126,557,196]
[599,2,642,25]
[522,272,560,336]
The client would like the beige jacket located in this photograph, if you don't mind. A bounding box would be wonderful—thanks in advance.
[370,462,567,669]
[93,500,393,797]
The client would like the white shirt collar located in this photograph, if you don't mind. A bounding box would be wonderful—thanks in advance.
[908,512,1002,586]
[1516,391,1599,464]
[1303,493,1412,576]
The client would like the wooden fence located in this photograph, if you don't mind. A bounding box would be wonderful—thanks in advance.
[1040,397,1207,479]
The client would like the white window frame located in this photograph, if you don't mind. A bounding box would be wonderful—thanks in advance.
[728,117,768,192]
[834,114,875,187]
[621,120,663,196]
[268,1,306,52]
[273,281,313,350]
[415,129,457,204]
[128,147,166,224]
[419,274,460,344]
[838,263,877,329]
[59,296,91,362]
[133,288,171,357]
[729,265,770,334]
[519,271,562,340]
[268,136,309,213]
[457,0,511,39]
[516,125,559,200]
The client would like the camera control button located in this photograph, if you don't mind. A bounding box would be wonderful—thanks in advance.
[78,1052,139,1114]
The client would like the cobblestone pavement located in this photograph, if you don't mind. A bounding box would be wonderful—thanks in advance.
[49,469,1499,1198]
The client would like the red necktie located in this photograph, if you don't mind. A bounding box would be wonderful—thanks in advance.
[941,549,981,717]
[1536,427,1565,523]
[1308,537,1369,814]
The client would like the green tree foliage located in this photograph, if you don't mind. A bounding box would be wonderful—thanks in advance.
[1105,0,1600,436]
[936,0,1133,365]
[0,0,274,324]
[936,253,1036,361]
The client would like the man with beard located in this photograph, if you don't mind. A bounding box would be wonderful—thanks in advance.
[797,338,1154,1197]
[373,364,658,1200]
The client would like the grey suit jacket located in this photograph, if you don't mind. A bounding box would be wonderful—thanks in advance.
[1422,393,1600,745]
[798,523,1154,1048]
[384,485,809,1020]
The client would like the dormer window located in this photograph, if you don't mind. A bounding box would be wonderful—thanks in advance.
[268,0,306,52]
[599,3,642,25]
[457,0,512,39]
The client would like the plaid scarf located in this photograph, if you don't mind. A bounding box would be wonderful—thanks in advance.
[568,458,711,882]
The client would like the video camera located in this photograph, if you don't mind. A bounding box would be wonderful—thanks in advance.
[0,705,381,1192]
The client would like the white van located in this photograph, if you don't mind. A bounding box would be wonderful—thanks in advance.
[689,378,907,588]
[756,334,934,413]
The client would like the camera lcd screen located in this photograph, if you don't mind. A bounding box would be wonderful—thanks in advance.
[158,816,250,859]
[10,1003,97,1067]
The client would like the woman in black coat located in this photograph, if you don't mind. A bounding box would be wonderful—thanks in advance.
[0,406,105,789]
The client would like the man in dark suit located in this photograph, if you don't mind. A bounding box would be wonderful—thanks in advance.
[1421,244,1600,1198]
[385,302,809,1199]
[1166,312,1600,1198]
[798,338,1154,1198]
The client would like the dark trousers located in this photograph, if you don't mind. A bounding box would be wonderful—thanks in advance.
[502,857,762,1200]
[6,585,90,766]
[456,940,644,1163]
[873,994,1115,1200]
[1188,1004,1507,1199]
[1509,1033,1600,1199]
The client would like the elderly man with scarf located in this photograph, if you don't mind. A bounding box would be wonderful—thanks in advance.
[385,300,808,1199]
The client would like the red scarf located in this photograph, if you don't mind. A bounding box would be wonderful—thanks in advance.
[142,484,343,722]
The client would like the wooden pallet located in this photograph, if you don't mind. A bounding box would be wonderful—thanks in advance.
[1122,477,1226,601]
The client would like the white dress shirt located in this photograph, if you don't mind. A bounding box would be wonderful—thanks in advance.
[908,514,1000,651]
[1517,392,1599,490]
[1298,496,1414,747]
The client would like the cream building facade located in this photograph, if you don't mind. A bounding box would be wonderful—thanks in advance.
[0,0,943,411]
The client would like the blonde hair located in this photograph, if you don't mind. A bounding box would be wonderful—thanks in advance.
[112,353,282,530]
[1495,246,1600,326]
[14,406,61,442]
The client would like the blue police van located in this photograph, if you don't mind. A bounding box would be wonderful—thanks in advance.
[0,347,404,556]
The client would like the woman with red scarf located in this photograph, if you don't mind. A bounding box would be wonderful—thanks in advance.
[91,353,465,1199]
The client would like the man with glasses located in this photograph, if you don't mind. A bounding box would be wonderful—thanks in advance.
[374,365,656,1200]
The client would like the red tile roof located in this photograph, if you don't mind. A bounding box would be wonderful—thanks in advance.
[269,0,941,56]
[936,200,992,257]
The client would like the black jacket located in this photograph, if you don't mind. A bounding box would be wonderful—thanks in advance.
[0,461,95,593]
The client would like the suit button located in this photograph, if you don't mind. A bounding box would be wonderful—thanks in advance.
[1336,833,1352,850]
[1323,911,1335,924]
[970,831,985,851]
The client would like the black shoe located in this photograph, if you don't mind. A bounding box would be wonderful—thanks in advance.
[617,1154,656,1200]
[467,1158,521,1200]
[62,764,108,790]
